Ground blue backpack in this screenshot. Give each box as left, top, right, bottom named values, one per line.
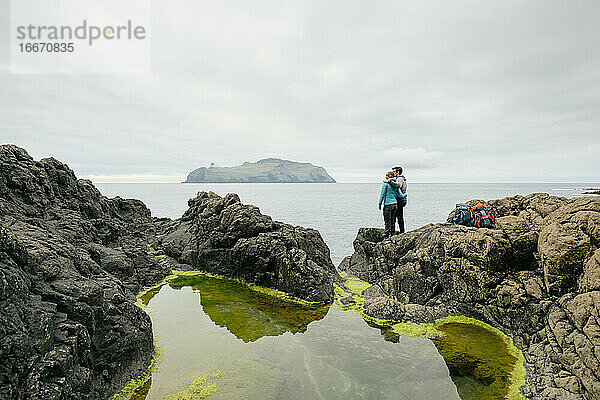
left=448, top=203, right=475, bottom=226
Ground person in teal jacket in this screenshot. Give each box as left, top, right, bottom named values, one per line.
left=379, top=171, right=407, bottom=238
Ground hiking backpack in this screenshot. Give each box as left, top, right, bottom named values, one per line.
left=448, top=203, right=476, bottom=226
left=470, top=201, right=495, bottom=228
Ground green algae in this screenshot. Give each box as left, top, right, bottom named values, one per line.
left=453, top=376, right=487, bottom=400
left=436, top=323, right=517, bottom=400
left=136, top=281, right=170, bottom=309
left=111, top=339, right=163, bottom=400
left=333, top=280, right=366, bottom=309
left=391, top=321, right=443, bottom=338
left=162, top=370, right=223, bottom=400
left=168, top=274, right=329, bottom=342
left=344, top=277, right=372, bottom=296
left=127, top=377, right=152, bottom=400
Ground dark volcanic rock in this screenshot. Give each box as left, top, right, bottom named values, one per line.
left=0, top=145, right=171, bottom=399
left=159, top=191, right=340, bottom=302
left=1, top=145, right=340, bottom=399
left=342, top=193, right=600, bottom=400
left=0, top=145, right=341, bottom=399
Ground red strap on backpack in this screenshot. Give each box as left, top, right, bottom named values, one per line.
left=471, top=201, right=486, bottom=211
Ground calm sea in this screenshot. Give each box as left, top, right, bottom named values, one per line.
left=96, top=182, right=597, bottom=265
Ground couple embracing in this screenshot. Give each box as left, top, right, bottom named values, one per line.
left=377, top=166, right=407, bottom=239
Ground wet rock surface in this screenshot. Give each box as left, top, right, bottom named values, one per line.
left=158, top=191, right=340, bottom=302
left=340, top=193, right=600, bottom=400
left=0, top=145, right=339, bottom=399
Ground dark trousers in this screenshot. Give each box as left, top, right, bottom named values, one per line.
left=383, top=204, right=397, bottom=237
left=396, top=204, right=405, bottom=233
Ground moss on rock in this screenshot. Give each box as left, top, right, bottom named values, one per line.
left=344, top=277, right=372, bottom=296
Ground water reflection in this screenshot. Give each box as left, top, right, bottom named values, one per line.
left=167, top=275, right=329, bottom=342
left=137, top=275, right=461, bottom=400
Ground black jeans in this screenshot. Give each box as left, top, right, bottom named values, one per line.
left=396, top=204, right=405, bottom=233
left=383, top=204, right=397, bottom=237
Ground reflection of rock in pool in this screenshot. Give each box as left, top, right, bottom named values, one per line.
left=434, top=322, right=518, bottom=400
left=385, top=320, right=521, bottom=400
left=166, top=275, right=329, bottom=342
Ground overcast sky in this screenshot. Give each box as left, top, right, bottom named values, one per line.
left=1, top=0, right=599, bottom=182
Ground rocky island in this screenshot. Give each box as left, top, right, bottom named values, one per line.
left=1, top=144, right=599, bottom=400
left=184, top=158, right=336, bottom=183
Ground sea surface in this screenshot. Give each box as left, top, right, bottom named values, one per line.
left=97, top=182, right=597, bottom=265
left=96, top=182, right=597, bottom=400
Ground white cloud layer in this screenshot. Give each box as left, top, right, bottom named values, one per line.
left=1, top=0, right=599, bottom=182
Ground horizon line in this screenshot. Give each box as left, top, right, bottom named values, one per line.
left=88, top=181, right=600, bottom=185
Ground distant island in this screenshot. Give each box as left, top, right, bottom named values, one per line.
left=184, top=158, right=336, bottom=183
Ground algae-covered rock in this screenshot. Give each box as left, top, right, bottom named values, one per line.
left=433, top=322, right=519, bottom=400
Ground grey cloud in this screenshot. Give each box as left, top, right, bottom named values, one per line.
left=0, top=0, right=599, bottom=182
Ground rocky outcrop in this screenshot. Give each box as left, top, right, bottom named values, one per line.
left=0, top=145, right=173, bottom=399
left=0, top=145, right=339, bottom=399
left=340, top=193, right=600, bottom=400
left=158, top=191, right=339, bottom=302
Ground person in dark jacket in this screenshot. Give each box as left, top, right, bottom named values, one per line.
left=379, top=171, right=407, bottom=238
left=385, top=166, right=407, bottom=233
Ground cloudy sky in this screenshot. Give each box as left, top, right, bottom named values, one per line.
left=1, top=0, right=599, bottom=183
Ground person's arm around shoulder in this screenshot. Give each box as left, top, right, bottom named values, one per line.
left=387, top=178, right=400, bottom=189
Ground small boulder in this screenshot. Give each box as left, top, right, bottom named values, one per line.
left=340, top=296, right=356, bottom=306
left=363, top=297, right=404, bottom=321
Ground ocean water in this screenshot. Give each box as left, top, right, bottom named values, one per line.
left=96, top=182, right=597, bottom=265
